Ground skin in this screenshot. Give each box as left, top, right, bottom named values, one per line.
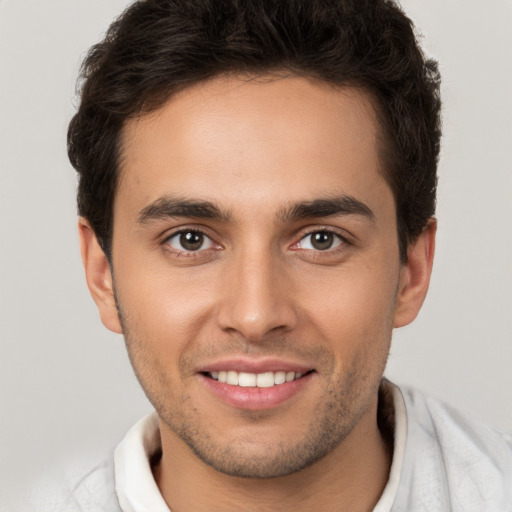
left=80, top=75, right=435, bottom=512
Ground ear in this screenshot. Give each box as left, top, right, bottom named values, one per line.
left=393, top=219, right=437, bottom=328
left=78, top=218, right=123, bottom=334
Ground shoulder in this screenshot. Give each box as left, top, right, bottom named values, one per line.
left=26, top=454, right=122, bottom=512
left=395, top=384, right=512, bottom=511
left=401, top=385, right=512, bottom=470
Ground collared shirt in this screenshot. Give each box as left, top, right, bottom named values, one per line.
left=114, top=381, right=512, bottom=511
left=27, top=381, right=512, bottom=511
left=114, top=382, right=406, bottom=512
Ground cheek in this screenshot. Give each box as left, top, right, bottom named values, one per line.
left=114, top=262, right=218, bottom=357
left=298, top=259, right=398, bottom=358
left=114, top=269, right=215, bottom=409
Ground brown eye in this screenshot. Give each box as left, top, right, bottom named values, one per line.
left=298, top=231, right=343, bottom=251
left=181, top=232, right=203, bottom=250
left=311, top=232, right=334, bottom=250
left=167, top=230, right=214, bottom=252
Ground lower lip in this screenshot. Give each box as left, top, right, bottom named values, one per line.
left=200, top=373, right=313, bottom=411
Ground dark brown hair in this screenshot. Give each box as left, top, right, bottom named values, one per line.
left=68, top=0, right=441, bottom=262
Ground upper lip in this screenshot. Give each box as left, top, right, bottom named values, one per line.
left=196, top=357, right=314, bottom=374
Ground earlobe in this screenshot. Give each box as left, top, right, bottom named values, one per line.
left=78, top=218, right=123, bottom=334
left=393, top=219, right=437, bottom=328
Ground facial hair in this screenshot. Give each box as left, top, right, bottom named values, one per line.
left=116, top=298, right=390, bottom=479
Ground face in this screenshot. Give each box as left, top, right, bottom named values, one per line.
left=83, top=75, right=430, bottom=478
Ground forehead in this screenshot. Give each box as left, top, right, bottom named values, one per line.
left=117, top=75, right=389, bottom=217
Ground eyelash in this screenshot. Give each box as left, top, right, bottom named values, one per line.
left=290, top=228, right=351, bottom=259
left=162, top=228, right=220, bottom=257
left=161, top=227, right=351, bottom=257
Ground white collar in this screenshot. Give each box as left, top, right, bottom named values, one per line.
left=114, top=382, right=407, bottom=512
left=114, top=412, right=170, bottom=512
left=372, top=382, right=407, bottom=511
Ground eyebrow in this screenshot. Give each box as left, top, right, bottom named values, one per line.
left=137, top=194, right=374, bottom=225
left=137, top=196, right=231, bottom=224
left=278, top=196, right=375, bottom=223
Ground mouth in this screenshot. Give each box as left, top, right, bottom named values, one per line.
left=204, top=370, right=312, bottom=388
left=197, top=359, right=316, bottom=410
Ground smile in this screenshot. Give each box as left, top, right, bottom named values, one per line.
left=199, top=361, right=315, bottom=410
left=208, top=370, right=304, bottom=388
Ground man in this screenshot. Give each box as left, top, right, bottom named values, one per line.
left=51, top=0, right=511, bottom=510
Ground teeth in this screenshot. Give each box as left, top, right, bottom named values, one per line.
left=274, top=371, right=286, bottom=385
left=239, top=372, right=256, bottom=387
left=209, top=370, right=306, bottom=387
left=256, top=372, right=274, bottom=388
left=226, top=371, right=238, bottom=385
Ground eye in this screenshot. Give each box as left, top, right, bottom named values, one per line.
left=297, top=231, right=344, bottom=251
left=166, top=230, right=215, bottom=252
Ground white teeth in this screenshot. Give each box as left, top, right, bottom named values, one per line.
left=238, top=372, right=256, bottom=387
left=256, top=372, right=274, bottom=388
left=226, top=371, right=238, bottom=385
left=274, top=371, right=286, bottom=385
left=209, top=370, right=306, bottom=387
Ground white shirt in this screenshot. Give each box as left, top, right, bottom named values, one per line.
left=28, top=382, right=512, bottom=511
left=113, top=381, right=512, bottom=511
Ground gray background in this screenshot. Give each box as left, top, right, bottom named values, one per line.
left=1, top=0, right=511, bottom=505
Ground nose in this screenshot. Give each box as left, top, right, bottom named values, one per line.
left=216, top=248, right=298, bottom=341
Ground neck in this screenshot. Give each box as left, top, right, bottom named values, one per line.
left=154, top=395, right=392, bottom=512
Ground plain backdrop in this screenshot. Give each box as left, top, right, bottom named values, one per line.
left=1, top=0, right=511, bottom=505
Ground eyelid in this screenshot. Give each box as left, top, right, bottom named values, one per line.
left=293, top=225, right=351, bottom=245
left=298, top=231, right=344, bottom=250
left=159, top=224, right=352, bottom=255
left=161, top=226, right=222, bottom=254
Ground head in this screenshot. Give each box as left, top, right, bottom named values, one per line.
left=71, top=0, right=440, bottom=480
left=68, top=0, right=441, bottom=263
